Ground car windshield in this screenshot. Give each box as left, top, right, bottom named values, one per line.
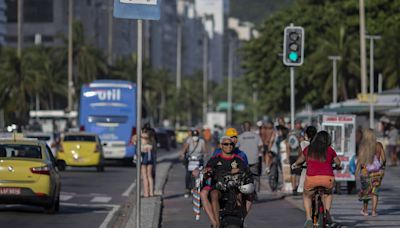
left=0, top=144, right=42, bottom=159
left=64, top=135, right=96, bottom=142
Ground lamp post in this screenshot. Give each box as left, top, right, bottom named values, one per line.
left=365, top=35, right=381, bottom=129
left=227, top=36, right=234, bottom=125
left=359, top=0, right=367, bottom=95
left=328, top=56, right=341, bottom=104
left=17, top=0, right=23, bottom=58
left=67, top=0, right=74, bottom=112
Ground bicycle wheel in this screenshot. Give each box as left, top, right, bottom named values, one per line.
left=316, top=197, right=326, bottom=228
left=268, top=163, right=279, bottom=191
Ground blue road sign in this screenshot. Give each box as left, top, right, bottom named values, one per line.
left=114, top=0, right=160, bottom=20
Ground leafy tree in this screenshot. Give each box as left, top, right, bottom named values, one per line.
left=241, top=0, right=400, bottom=117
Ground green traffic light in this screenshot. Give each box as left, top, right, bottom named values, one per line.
left=289, top=52, right=298, bottom=61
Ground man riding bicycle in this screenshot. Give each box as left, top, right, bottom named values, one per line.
left=201, top=136, right=251, bottom=228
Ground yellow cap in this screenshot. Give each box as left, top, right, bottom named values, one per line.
left=225, top=128, right=238, bottom=137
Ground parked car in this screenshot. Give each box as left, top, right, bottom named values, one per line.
left=56, top=132, right=104, bottom=172
left=154, top=128, right=170, bottom=151
left=0, top=135, right=61, bottom=213
left=165, top=129, right=177, bottom=149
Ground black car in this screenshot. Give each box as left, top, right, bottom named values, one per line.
left=155, top=128, right=170, bottom=151
left=165, top=129, right=177, bottom=149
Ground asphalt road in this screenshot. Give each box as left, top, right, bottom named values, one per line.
left=0, top=158, right=143, bottom=228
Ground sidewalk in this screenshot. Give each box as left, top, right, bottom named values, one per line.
left=116, top=150, right=179, bottom=228
left=286, top=166, right=400, bottom=227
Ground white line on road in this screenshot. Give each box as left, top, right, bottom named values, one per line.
left=122, top=180, right=136, bottom=197
left=90, top=196, right=112, bottom=203
left=61, top=202, right=120, bottom=228
left=60, top=195, right=73, bottom=201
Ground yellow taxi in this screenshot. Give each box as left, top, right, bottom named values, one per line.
left=0, top=134, right=61, bottom=213
left=57, top=132, right=104, bottom=172
left=175, top=127, right=190, bottom=144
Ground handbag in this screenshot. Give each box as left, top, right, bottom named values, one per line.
left=366, top=155, right=381, bottom=173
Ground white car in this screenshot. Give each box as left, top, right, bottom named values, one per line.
left=24, top=132, right=57, bottom=156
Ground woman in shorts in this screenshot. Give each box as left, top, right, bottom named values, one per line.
left=292, top=130, right=341, bottom=228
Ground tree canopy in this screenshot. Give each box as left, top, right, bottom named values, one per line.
left=241, top=0, right=400, bottom=117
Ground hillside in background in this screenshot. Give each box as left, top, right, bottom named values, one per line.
left=230, top=0, right=294, bottom=26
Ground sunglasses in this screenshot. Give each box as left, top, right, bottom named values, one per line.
left=230, top=136, right=237, bottom=139
left=222, top=143, right=235, bottom=146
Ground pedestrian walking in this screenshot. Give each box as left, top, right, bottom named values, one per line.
left=238, top=121, right=263, bottom=190
left=356, top=128, right=386, bottom=217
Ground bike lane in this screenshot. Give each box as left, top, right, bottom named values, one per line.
left=161, top=161, right=305, bottom=228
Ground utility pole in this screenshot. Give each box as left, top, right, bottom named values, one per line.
left=366, top=35, right=381, bottom=129
left=328, top=56, right=341, bottom=104
left=107, top=0, right=113, bottom=65
left=202, top=30, right=208, bottom=125
left=359, top=0, right=367, bottom=95
left=17, top=0, right=23, bottom=58
left=227, top=37, right=234, bottom=125
left=175, top=19, right=182, bottom=127
left=378, top=73, right=382, bottom=93
left=176, top=19, right=182, bottom=90
left=67, top=0, right=74, bottom=112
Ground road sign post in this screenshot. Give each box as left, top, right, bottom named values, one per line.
left=114, top=1, right=160, bottom=227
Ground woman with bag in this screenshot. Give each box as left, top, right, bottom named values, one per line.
left=180, top=129, right=208, bottom=198
left=356, top=128, right=386, bottom=217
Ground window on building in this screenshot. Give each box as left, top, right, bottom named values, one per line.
left=24, top=0, right=53, bottom=22
left=5, top=0, right=17, bottom=22
left=6, top=0, right=53, bottom=23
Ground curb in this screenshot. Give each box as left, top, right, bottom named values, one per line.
left=121, top=151, right=178, bottom=228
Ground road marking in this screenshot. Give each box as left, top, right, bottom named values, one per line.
left=60, top=195, right=73, bottom=201
left=99, top=204, right=120, bottom=228
left=61, top=202, right=120, bottom=228
left=91, top=196, right=112, bottom=203
left=122, top=180, right=136, bottom=197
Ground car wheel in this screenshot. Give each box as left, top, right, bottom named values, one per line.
left=44, top=193, right=60, bottom=214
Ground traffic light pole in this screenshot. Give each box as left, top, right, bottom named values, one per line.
left=290, top=67, right=295, bottom=130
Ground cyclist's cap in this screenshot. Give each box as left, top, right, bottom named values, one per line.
left=191, top=129, right=200, bottom=136
left=219, top=136, right=232, bottom=143
left=225, top=128, right=238, bottom=137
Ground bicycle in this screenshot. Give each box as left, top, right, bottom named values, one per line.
left=299, top=164, right=341, bottom=228
left=267, top=151, right=279, bottom=192
left=310, top=186, right=329, bottom=228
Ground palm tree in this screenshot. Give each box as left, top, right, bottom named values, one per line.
left=0, top=48, right=37, bottom=127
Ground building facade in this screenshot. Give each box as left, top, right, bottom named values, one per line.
left=0, top=0, right=6, bottom=45
left=4, top=0, right=137, bottom=58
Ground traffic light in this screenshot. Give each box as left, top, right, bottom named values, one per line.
left=283, top=26, right=305, bottom=66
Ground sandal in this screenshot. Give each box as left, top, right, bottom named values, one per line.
left=371, top=211, right=378, bottom=217
left=360, top=209, right=368, bottom=216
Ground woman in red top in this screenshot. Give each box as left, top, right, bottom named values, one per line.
left=292, top=130, right=341, bottom=227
